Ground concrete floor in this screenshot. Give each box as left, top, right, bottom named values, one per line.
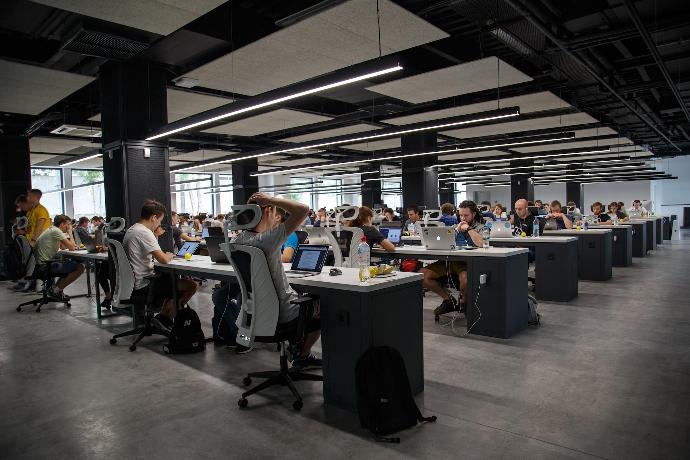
left=1, top=233, right=689, bottom=459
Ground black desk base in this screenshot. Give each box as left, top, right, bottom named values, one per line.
left=610, top=226, right=633, bottom=267
left=630, top=223, right=647, bottom=257
left=577, top=233, right=613, bottom=281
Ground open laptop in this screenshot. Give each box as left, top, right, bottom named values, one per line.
left=285, top=245, right=329, bottom=278
left=379, top=227, right=402, bottom=246
left=489, top=220, right=512, bottom=238
left=422, top=227, right=456, bottom=250
left=205, top=236, right=229, bottom=263
left=628, top=209, right=643, bottom=218
left=81, top=234, right=99, bottom=253
left=176, top=241, right=199, bottom=258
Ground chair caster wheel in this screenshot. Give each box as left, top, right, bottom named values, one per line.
left=129, top=344, right=136, bottom=352
left=242, top=377, right=252, bottom=386
left=109, top=338, right=117, bottom=345
left=16, top=306, right=21, bottom=312
left=293, top=400, right=303, bottom=411
left=238, top=398, right=248, bottom=408
left=65, top=303, right=71, bottom=308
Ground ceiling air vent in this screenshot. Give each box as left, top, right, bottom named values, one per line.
left=50, top=124, right=102, bottom=138
left=62, top=27, right=149, bottom=61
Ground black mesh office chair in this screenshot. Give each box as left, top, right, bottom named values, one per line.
left=16, top=259, right=71, bottom=312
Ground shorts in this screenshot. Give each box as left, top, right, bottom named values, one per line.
left=422, top=260, right=467, bottom=278
left=276, top=298, right=321, bottom=335
left=132, top=275, right=176, bottom=308
left=50, top=260, right=81, bottom=277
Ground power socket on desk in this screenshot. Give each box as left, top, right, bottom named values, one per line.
left=479, top=273, right=489, bottom=285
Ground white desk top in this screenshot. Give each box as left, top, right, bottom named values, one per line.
left=372, top=246, right=528, bottom=258
left=58, top=249, right=108, bottom=260
left=628, top=217, right=662, bottom=222
left=490, top=236, right=578, bottom=243
left=543, top=229, right=612, bottom=235
left=156, top=256, right=423, bottom=293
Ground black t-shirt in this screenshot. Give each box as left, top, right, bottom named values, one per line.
left=595, top=213, right=611, bottom=222
left=513, top=213, right=538, bottom=236
left=172, top=226, right=183, bottom=251
left=361, top=225, right=385, bottom=248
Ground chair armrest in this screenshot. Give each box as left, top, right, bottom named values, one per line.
left=290, top=295, right=317, bottom=305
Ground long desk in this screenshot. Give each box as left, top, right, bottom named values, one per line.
left=626, top=221, right=647, bottom=257
left=57, top=250, right=112, bottom=318
left=372, top=246, right=529, bottom=339
left=589, top=224, right=633, bottom=266
left=543, top=229, right=613, bottom=281
left=488, top=236, right=578, bottom=302
left=155, top=256, right=424, bottom=412
left=629, top=218, right=657, bottom=251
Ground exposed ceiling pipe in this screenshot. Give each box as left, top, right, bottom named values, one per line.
left=623, top=0, right=690, bottom=128
left=502, top=0, right=681, bottom=152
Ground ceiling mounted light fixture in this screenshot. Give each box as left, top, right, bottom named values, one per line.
left=59, top=151, right=102, bottom=167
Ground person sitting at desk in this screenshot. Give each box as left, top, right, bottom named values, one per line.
left=617, top=201, right=628, bottom=218
left=34, top=214, right=85, bottom=301
left=479, top=200, right=494, bottom=219
left=492, top=203, right=507, bottom=220
left=590, top=201, right=611, bottom=223
left=171, top=211, right=201, bottom=251
left=607, top=202, right=628, bottom=222
left=545, top=200, right=573, bottom=229
left=404, top=206, right=421, bottom=229
left=566, top=201, right=583, bottom=219
left=232, top=193, right=322, bottom=370
left=628, top=199, right=648, bottom=214
left=313, top=208, right=328, bottom=227
left=124, top=200, right=197, bottom=331
left=439, top=203, right=458, bottom=226
left=75, top=217, right=91, bottom=243
left=275, top=208, right=300, bottom=263
left=421, top=200, right=485, bottom=318
left=348, top=206, right=396, bottom=252
left=383, top=207, right=400, bottom=222
left=511, top=199, right=538, bottom=264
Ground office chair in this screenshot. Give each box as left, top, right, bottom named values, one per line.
left=328, top=227, right=364, bottom=268
left=16, top=257, right=71, bottom=312
left=295, top=230, right=308, bottom=245
left=222, top=205, right=322, bottom=411
left=107, top=239, right=167, bottom=351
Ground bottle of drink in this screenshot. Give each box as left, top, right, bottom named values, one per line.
left=481, top=226, right=491, bottom=248
left=584, top=220, right=589, bottom=231
left=356, top=236, right=371, bottom=282
left=532, top=218, right=540, bottom=237
left=612, top=214, right=618, bottom=225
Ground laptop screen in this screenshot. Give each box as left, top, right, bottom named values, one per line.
left=291, top=246, right=328, bottom=272
left=177, top=242, right=199, bottom=257
left=201, top=227, right=209, bottom=238
left=385, top=227, right=402, bottom=244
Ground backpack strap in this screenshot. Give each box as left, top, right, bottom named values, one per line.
left=415, top=406, right=437, bottom=424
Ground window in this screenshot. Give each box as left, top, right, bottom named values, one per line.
left=173, top=173, right=214, bottom=216
left=315, top=179, right=342, bottom=211
left=290, top=177, right=313, bottom=208
left=382, top=179, right=402, bottom=211
left=217, top=174, right=233, bottom=215
left=71, top=169, right=105, bottom=218
left=454, top=181, right=467, bottom=204
left=31, top=168, right=63, bottom=216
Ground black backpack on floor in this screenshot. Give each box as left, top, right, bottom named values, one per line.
left=163, top=305, right=206, bottom=354
left=355, top=346, right=436, bottom=442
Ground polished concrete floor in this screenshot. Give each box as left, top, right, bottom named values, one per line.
left=1, top=233, right=689, bottom=459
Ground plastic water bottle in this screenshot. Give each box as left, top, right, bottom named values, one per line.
left=532, top=218, right=540, bottom=237
left=584, top=220, right=589, bottom=231
left=481, top=226, right=490, bottom=249
left=356, top=236, right=371, bottom=282
left=612, top=214, right=618, bottom=225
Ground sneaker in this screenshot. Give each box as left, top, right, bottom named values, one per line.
left=11, top=281, right=27, bottom=290
left=100, top=298, right=112, bottom=310
left=292, top=354, right=322, bottom=370
left=235, top=344, right=253, bottom=355
left=49, top=288, right=69, bottom=302
left=434, top=298, right=457, bottom=318
left=20, top=280, right=37, bottom=293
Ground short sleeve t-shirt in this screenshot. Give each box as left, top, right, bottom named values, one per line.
left=232, top=224, right=299, bottom=323
left=27, top=203, right=51, bottom=241
left=281, top=232, right=300, bottom=262
left=595, top=213, right=611, bottom=222
left=123, top=223, right=162, bottom=290
left=76, top=226, right=92, bottom=244
left=455, top=221, right=486, bottom=247
left=439, top=214, right=459, bottom=226
left=171, top=226, right=183, bottom=251
left=35, top=226, right=67, bottom=264
left=361, top=225, right=385, bottom=248
left=513, top=213, right=537, bottom=236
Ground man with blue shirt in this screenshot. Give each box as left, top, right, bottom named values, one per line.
left=277, top=208, right=300, bottom=263
left=439, top=202, right=458, bottom=226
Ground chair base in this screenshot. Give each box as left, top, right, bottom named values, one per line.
left=238, top=344, right=322, bottom=411
left=109, top=313, right=168, bottom=352
left=16, top=296, right=70, bottom=313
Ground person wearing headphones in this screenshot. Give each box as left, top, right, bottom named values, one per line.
left=628, top=199, right=648, bottom=214
left=590, top=201, right=611, bottom=223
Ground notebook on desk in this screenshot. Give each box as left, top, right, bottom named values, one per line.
left=285, top=245, right=328, bottom=278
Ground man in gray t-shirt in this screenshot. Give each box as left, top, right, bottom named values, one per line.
left=232, top=193, right=322, bottom=370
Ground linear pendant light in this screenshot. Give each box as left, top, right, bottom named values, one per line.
left=59, top=152, right=102, bottom=167
left=442, top=162, right=647, bottom=180
left=147, top=59, right=403, bottom=141
left=250, top=132, right=576, bottom=177
left=170, top=106, right=520, bottom=172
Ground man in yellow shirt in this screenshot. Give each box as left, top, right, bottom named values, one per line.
left=26, top=189, right=52, bottom=246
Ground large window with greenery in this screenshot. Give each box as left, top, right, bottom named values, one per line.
left=382, top=179, right=402, bottom=211
left=314, top=179, right=342, bottom=211
left=289, top=177, right=314, bottom=208
left=454, top=181, right=467, bottom=204
left=173, top=173, right=214, bottom=216
left=31, top=168, right=63, bottom=216
left=71, top=169, right=105, bottom=218
left=217, top=174, right=233, bottom=215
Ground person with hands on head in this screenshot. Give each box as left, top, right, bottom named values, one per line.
left=124, top=200, right=197, bottom=331
left=232, top=192, right=322, bottom=370
left=545, top=200, right=573, bottom=229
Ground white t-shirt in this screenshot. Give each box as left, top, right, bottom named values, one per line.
left=35, top=226, right=68, bottom=265
left=232, top=223, right=299, bottom=323
left=628, top=206, right=648, bottom=213
left=123, top=223, right=161, bottom=290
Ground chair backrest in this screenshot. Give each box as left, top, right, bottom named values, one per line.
left=72, top=228, right=83, bottom=247
left=222, top=242, right=280, bottom=346
left=329, top=227, right=364, bottom=268
left=295, top=230, right=308, bottom=244
left=107, top=239, right=136, bottom=307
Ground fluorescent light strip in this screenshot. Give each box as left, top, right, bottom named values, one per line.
left=60, top=153, right=102, bottom=167
left=172, top=108, right=520, bottom=172
left=147, top=65, right=403, bottom=141
left=43, top=181, right=104, bottom=195
left=251, top=133, right=575, bottom=177
left=436, top=147, right=614, bottom=170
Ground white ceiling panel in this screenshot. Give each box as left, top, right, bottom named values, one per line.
left=203, top=109, right=332, bottom=137
left=30, top=153, right=59, bottom=165
left=281, top=123, right=381, bottom=143
left=182, top=0, right=447, bottom=95
left=342, top=138, right=401, bottom=151
left=31, top=0, right=227, bottom=36
left=366, top=57, right=532, bottom=104
left=169, top=150, right=230, bottom=162
left=30, top=137, right=97, bottom=154
left=513, top=137, right=632, bottom=153
left=383, top=91, right=570, bottom=125
left=0, top=60, right=94, bottom=115
left=441, top=112, right=598, bottom=140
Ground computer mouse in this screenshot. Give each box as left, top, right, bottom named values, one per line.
left=329, top=268, right=342, bottom=276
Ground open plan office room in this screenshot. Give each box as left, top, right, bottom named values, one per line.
left=1, top=0, right=690, bottom=458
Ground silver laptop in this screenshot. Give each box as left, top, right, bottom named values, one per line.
left=422, top=227, right=456, bottom=250
left=628, top=210, right=643, bottom=218
left=489, top=220, right=512, bottom=238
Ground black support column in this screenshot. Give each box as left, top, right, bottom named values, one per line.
left=439, top=187, right=454, bottom=206
left=510, top=159, right=534, bottom=208
left=0, top=136, right=31, bottom=247
left=100, top=61, right=170, bottom=227
left=361, top=166, right=382, bottom=208
left=401, top=133, right=438, bottom=211
left=232, top=158, right=259, bottom=205
left=566, top=181, right=583, bottom=210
